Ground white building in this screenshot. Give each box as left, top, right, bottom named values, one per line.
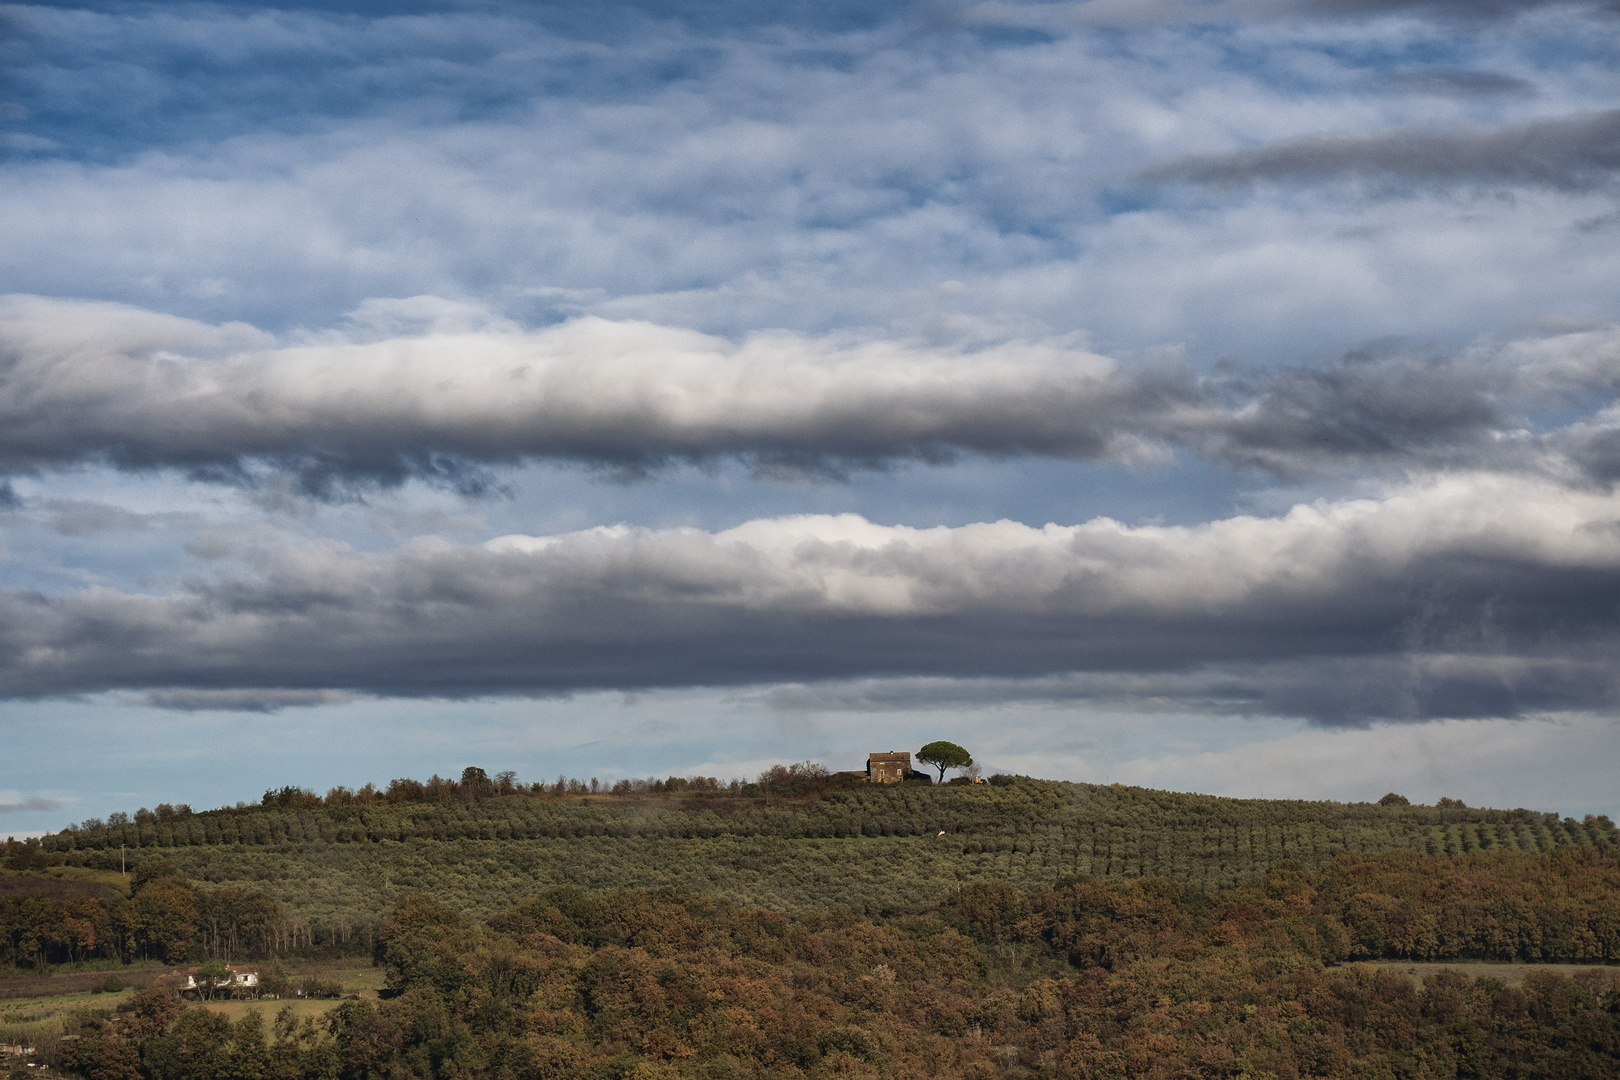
left=183, top=966, right=259, bottom=992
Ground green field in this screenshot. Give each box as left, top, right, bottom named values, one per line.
left=34, top=778, right=1617, bottom=933
left=0, top=984, right=140, bottom=1029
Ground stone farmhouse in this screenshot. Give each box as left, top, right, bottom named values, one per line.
left=866, top=751, right=911, bottom=783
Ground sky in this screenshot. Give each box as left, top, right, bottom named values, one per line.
left=2, top=0, right=1619, bottom=836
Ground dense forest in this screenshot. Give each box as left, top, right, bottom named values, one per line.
left=15, top=772, right=1616, bottom=950
left=1, top=860, right=305, bottom=971
left=17, top=847, right=1620, bottom=1080
left=8, top=841, right=1620, bottom=974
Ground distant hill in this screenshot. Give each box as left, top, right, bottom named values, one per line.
left=35, top=778, right=1615, bottom=932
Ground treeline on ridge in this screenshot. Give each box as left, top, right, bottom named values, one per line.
left=56, top=763, right=842, bottom=840
left=25, top=847, right=1620, bottom=1080
left=36, top=773, right=1617, bottom=870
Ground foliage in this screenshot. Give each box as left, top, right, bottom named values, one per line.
left=1, top=839, right=51, bottom=873
left=917, top=742, right=973, bottom=783
left=27, top=848, right=1620, bottom=1080
left=945, top=847, right=1620, bottom=966
left=28, top=778, right=1617, bottom=944
left=0, top=870, right=304, bottom=971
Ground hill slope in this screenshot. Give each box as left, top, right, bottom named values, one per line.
left=39, top=779, right=1615, bottom=932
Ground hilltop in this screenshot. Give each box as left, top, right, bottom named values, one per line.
left=24, top=773, right=1616, bottom=936
left=6, top=774, right=1619, bottom=1079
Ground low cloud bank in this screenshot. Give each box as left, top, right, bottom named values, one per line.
left=0, top=296, right=1191, bottom=492
left=3, top=474, right=1617, bottom=723
left=4, top=296, right=1620, bottom=491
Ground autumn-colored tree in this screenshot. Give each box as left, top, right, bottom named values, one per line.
left=116, top=986, right=185, bottom=1039
left=25, top=860, right=1620, bottom=1080
left=84, top=1037, right=142, bottom=1080
left=126, top=877, right=197, bottom=962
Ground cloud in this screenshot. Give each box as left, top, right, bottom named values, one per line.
left=1380, top=70, right=1538, bottom=98
left=1141, top=109, right=1620, bottom=191
left=7, top=296, right=1620, bottom=490
left=756, top=653, right=1618, bottom=724
left=0, top=0, right=1614, bottom=809
left=1280, top=0, right=1609, bottom=19
left=3, top=0, right=1614, bottom=364
left=0, top=792, right=65, bottom=814
left=37, top=500, right=180, bottom=537
left=1197, top=351, right=1506, bottom=474
left=0, top=474, right=1616, bottom=723
left=0, top=0, right=1614, bottom=370
left=0, top=133, right=59, bottom=154
left=0, top=295, right=1197, bottom=492
left=954, top=0, right=1609, bottom=30
left=135, top=688, right=362, bottom=713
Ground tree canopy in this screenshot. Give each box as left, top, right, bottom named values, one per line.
left=24, top=850, right=1620, bottom=1080
left=916, top=741, right=972, bottom=782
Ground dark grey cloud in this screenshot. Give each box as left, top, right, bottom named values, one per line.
left=5, top=296, right=1620, bottom=492
left=136, top=688, right=360, bottom=713
left=1193, top=349, right=1516, bottom=476
left=1560, top=420, right=1620, bottom=481
left=1141, top=109, right=1620, bottom=191
left=2, top=476, right=1616, bottom=724
left=762, top=652, right=1618, bottom=726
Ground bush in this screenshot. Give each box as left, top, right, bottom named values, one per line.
left=298, top=977, right=344, bottom=999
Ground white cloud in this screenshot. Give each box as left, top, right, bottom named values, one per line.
left=0, top=3, right=1614, bottom=358
left=2, top=0, right=1618, bottom=810
left=0, top=294, right=1171, bottom=485
left=0, top=473, right=1612, bottom=723
left=5, top=296, right=1620, bottom=490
